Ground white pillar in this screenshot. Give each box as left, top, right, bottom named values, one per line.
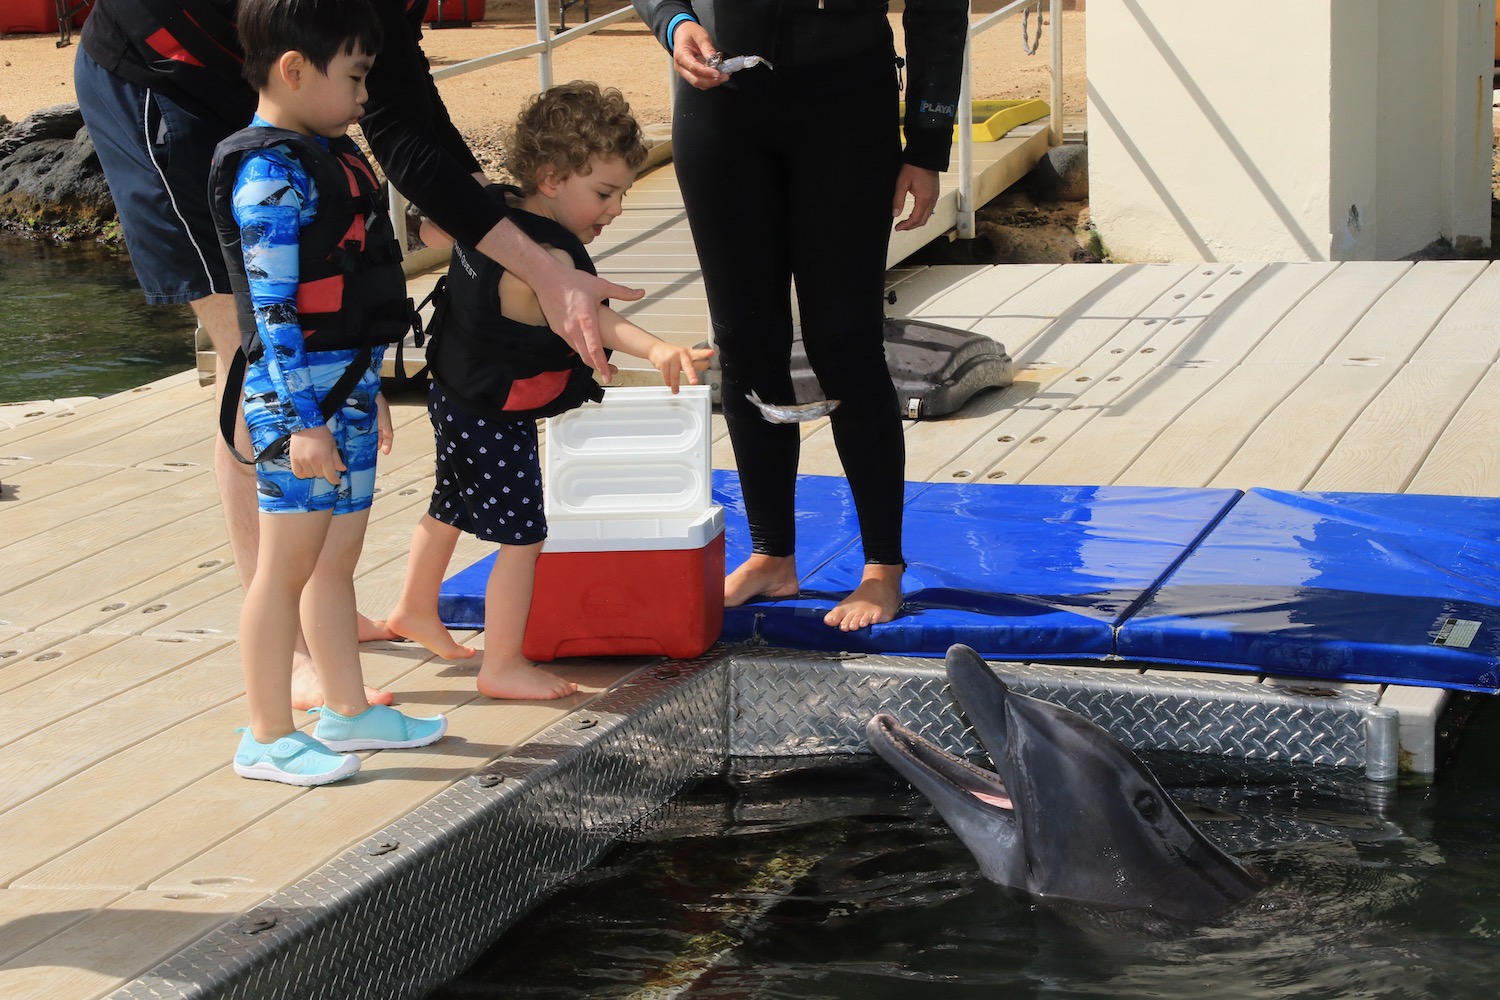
left=1088, top=0, right=1495, bottom=262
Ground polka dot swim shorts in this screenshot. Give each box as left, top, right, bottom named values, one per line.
left=426, top=382, right=547, bottom=545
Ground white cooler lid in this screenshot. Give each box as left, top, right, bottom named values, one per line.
left=545, top=385, right=712, bottom=519
left=541, top=505, right=724, bottom=553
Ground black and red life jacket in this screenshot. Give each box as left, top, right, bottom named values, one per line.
left=80, top=0, right=432, bottom=130
left=424, top=185, right=608, bottom=423
left=80, top=0, right=256, bottom=129
left=207, top=126, right=413, bottom=462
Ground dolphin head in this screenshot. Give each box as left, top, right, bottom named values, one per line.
left=868, top=644, right=1263, bottom=923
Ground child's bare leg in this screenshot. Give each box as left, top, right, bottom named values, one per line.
left=384, top=514, right=477, bottom=659
left=241, top=510, right=329, bottom=742
left=290, top=629, right=393, bottom=708
left=476, top=541, right=578, bottom=700
left=358, top=612, right=399, bottom=643
left=216, top=329, right=386, bottom=711
left=824, top=562, right=904, bottom=632
left=725, top=552, right=800, bottom=607
left=301, top=509, right=376, bottom=718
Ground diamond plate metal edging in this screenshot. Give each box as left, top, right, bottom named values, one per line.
left=111, top=645, right=1398, bottom=1000
left=110, top=655, right=730, bottom=1000
left=727, top=648, right=967, bottom=756
left=725, top=648, right=1385, bottom=771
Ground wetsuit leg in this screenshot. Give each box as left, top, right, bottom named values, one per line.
left=673, top=77, right=800, bottom=557
left=787, top=71, right=905, bottom=566
left=673, top=69, right=905, bottom=565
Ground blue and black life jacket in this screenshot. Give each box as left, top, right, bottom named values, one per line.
left=207, top=126, right=413, bottom=462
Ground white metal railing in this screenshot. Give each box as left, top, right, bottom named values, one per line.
left=955, top=0, right=1064, bottom=237
left=391, top=0, right=1064, bottom=248
left=389, top=0, right=639, bottom=249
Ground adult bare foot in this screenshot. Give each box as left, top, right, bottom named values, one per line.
left=477, top=659, right=580, bottom=700
left=824, top=564, right=904, bottom=632
left=383, top=606, right=478, bottom=660
left=289, top=653, right=394, bottom=709
left=724, top=554, right=800, bottom=607
left=358, top=612, right=399, bottom=643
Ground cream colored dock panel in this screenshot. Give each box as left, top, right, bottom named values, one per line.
left=884, top=263, right=1038, bottom=319
left=1071, top=263, right=1337, bottom=486
left=1022, top=264, right=1275, bottom=485
left=0, top=888, right=123, bottom=966
left=0, top=634, right=116, bottom=696
left=0, top=890, right=250, bottom=1000
left=1211, top=261, right=1486, bottom=490
left=1408, top=360, right=1500, bottom=496
left=1122, top=262, right=1411, bottom=486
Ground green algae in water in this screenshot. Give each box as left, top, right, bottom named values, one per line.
left=0, top=234, right=195, bottom=404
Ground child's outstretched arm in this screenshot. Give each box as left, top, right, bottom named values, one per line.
left=598, top=306, right=713, bottom=393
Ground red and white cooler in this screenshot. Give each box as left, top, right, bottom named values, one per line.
left=523, top=385, right=724, bottom=661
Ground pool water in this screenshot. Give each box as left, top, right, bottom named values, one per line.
left=432, top=698, right=1500, bottom=1000
left=0, top=233, right=195, bottom=404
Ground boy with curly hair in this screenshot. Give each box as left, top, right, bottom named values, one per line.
left=385, top=81, right=713, bottom=700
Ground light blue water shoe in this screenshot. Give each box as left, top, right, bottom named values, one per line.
left=233, top=729, right=361, bottom=786
left=309, top=704, right=448, bottom=752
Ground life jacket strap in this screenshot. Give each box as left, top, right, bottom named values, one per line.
left=218, top=346, right=374, bottom=467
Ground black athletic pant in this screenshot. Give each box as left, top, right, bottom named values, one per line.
left=672, top=66, right=906, bottom=566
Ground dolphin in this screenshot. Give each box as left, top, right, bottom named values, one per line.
left=866, top=644, right=1264, bottom=923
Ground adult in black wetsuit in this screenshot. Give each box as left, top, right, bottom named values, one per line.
left=75, top=0, right=640, bottom=706
left=633, top=0, right=967, bottom=631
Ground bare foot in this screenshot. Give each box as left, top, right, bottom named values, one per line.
left=824, top=564, right=904, bottom=632
left=289, top=652, right=394, bottom=709
left=477, top=658, right=580, bottom=700
left=359, top=612, right=399, bottom=643
left=383, top=606, right=478, bottom=660
left=724, top=554, right=800, bottom=608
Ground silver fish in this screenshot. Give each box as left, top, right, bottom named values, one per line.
left=746, top=390, right=840, bottom=423
left=709, top=53, right=774, bottom=75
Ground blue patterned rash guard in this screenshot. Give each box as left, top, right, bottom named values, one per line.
left=230, top=116, right=386, bottom=434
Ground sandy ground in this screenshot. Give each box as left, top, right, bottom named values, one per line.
left=0, top=3, right=1094, bottom=260
left=1, top=3, right=1087, bottom=133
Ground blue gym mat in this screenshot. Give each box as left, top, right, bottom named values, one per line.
left=716, top=472, right=1241, bottom=660
left=437, top=471, right=1500, bottom=691
left=1117, top=488, right=1500, bottom=692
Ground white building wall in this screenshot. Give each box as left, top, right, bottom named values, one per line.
left=1088, top=0, right=1494, bottom=262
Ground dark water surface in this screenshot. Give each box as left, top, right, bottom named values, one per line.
left=0, top=233, right=195, bottom=404
left=433, top=699, right=1500, bottom=1000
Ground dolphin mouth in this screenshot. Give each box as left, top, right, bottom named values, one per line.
left=869, top=645, right=1265, bottom=922
left=865, top=714, right=1014, bottom=813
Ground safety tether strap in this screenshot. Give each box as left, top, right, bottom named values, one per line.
left=217, top=347, right=373, bottom=466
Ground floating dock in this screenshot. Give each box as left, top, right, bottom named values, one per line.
left=2, top=139, right=1494, bottom=996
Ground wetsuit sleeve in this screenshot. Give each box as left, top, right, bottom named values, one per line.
left=901, top=0, right=968, bottom=172
left=359, top=0, right=505, bottom=250
left=232, top=151, right=327, bottom=433
left=632, top=0, right=697, bottom=52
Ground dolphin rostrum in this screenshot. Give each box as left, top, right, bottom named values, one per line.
left=867, top=644, right=1264, bottom=923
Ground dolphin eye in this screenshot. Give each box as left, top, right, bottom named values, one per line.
left=1133, top=790, right=1161, bottom=819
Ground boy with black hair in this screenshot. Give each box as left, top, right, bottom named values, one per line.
left=212, top=0, right=446, bottom=786
left=76, top=0, right=645, bottom=710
